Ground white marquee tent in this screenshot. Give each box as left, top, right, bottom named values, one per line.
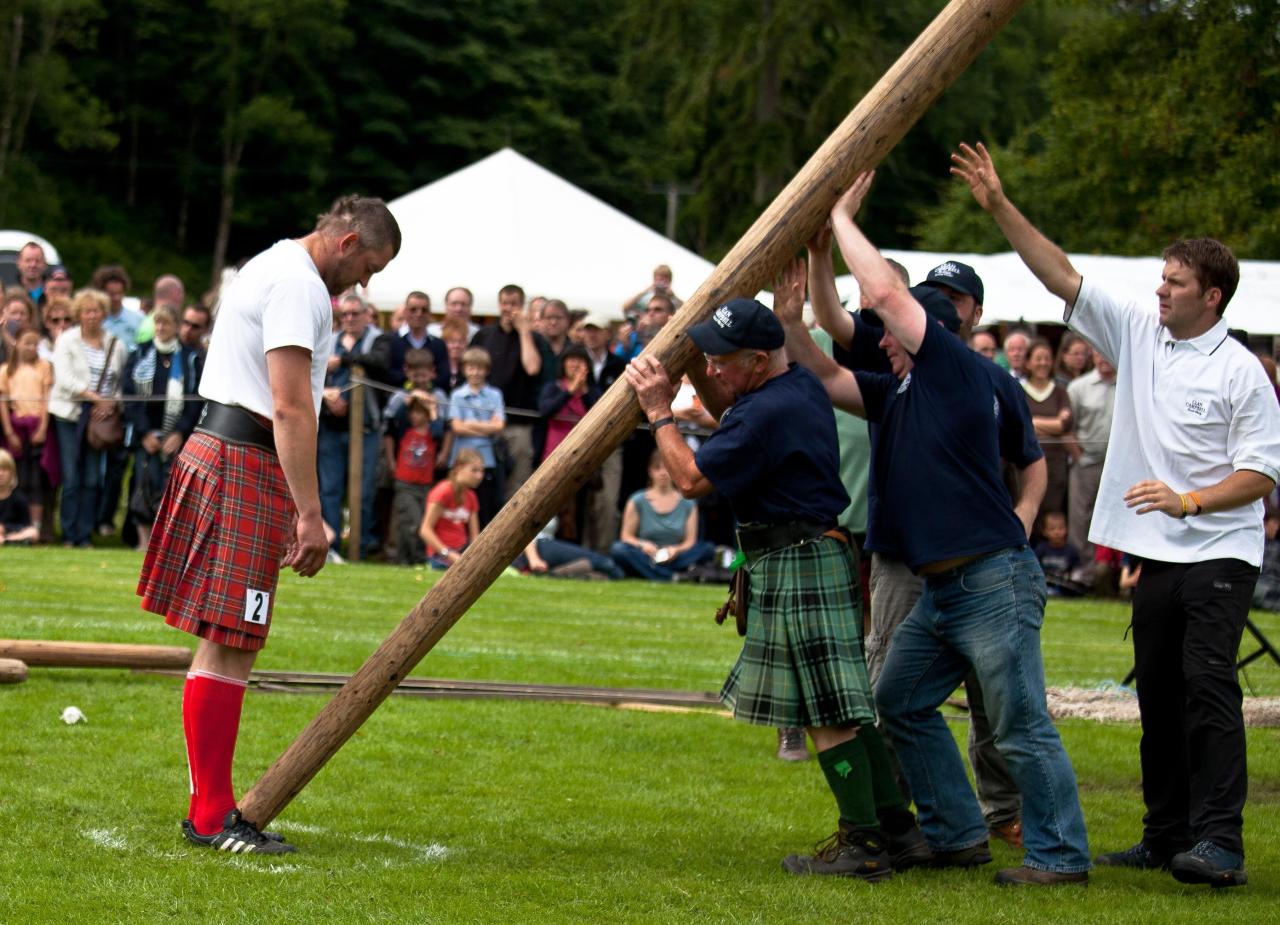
left=362, top=148, right=715, bottom=320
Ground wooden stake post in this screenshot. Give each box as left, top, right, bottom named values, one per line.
left=240, top=0, right=1028, bottom=827
left=346, top=364, right=366, bottom=563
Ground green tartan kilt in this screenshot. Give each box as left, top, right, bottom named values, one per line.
left=720, top=534, right=875, bottom=728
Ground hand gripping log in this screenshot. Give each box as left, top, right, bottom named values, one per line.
left=239, top=0, right=1029, bottom=826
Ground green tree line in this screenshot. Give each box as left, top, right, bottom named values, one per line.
left=0, top=0, right=1273, bottom=297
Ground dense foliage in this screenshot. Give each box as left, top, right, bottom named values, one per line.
left=0, top=0, right=1273, bottom=296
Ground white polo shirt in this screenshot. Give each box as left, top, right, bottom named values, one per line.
left=201, top=240, right=334, bottom=420
left=1065, top=278, right=1280, bottom=567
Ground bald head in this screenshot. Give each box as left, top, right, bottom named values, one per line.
left=154, top=274, right=185, bottom=306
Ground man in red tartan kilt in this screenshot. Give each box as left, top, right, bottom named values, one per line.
left=137, top=196, right=400, bottom=855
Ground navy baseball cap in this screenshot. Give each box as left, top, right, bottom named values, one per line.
left=921, top=260, right=983, bottom=305
left=688, top=298, right=785, bottom=354
left=860, top=284, right=962, bottom=334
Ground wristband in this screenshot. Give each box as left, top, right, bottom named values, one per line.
left=1188, top=491, right=1203, bottom=516
left=650, top=416, right=676, bottom=433
left=1178, top=494, right=1189, bottom=519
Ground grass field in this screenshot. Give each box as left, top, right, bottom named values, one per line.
left=1, top=546, right=1278, bottom=924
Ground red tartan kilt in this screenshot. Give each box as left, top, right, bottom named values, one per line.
left=137, top=432, right=295, bottom=651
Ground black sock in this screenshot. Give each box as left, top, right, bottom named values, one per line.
left=860, top=725, right=916, bottom=835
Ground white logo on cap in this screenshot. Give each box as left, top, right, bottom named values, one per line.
left=713, top=306, right=734, bottom=328
left=931, top=261, right=961, bottom=279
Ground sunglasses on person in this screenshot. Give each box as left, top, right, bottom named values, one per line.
left=46, top=315, right=72, bottom=325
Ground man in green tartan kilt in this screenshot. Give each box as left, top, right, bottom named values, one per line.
left=625, top=295, right=930, bottom=882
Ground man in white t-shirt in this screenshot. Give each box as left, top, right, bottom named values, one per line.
left=137, top=195, right=400, bottom=856
left=954, top=142, right=1280, bottom=889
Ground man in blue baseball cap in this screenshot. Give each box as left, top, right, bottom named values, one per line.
left=625, top=295, right=929, bottom=882
left=919, top=260, right=984, bottom=338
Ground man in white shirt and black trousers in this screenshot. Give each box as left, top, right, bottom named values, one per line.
left=954, top=141, right=1280, bottom=889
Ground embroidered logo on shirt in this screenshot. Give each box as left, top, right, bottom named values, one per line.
left=713, top=306, right=734, bottom=328
left=1185, top=397, right=1207, bottom=417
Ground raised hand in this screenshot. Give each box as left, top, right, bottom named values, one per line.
left=806, top=220, right=833, bottom=259
left=772, top=257, right=808, bottom=327
left=831, top=171, right=875, bottom=225
left=950, top=142, right=1005, bottom=212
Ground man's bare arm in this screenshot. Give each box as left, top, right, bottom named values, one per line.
left=267, top=346, right=328, bottom=577
left=1013, top=457, right=1048, bottom=538
left=773, top=257, right=866, bottom=417
left=807, top=222, right=855, bottom=350
left=951, top=142, right=1082, bottom=304
left=1125, top=469, right=1275, bottom=519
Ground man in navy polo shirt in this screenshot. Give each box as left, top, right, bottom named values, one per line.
left=805, top=228, right=1025, bottom=848
left=778, top=172, right=1090, bottom=887
left=625, top=298, right=929, bottom=881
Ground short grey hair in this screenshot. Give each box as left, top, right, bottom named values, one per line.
left=315, top=195, right=402, bottom=256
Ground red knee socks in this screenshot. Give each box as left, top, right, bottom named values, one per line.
left=183, top=670, right=248, bottom=835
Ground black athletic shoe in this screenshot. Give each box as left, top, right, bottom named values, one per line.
left=182, top=809, right=297, bottom=855
left=1094, top=841, right=1171, bottom=870
left=782, top=826, right=894, bottom=882
left=1170, top=840, right=1247, bottom=888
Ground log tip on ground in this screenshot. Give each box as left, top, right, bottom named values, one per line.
left=0, top=639, right=193, bottom=670
left=0, top=658, right=29, bottom=684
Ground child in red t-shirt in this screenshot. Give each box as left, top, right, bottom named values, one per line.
left=391, top=394, right=437, bottom=564
left=420, top=448, right=483, bottom=569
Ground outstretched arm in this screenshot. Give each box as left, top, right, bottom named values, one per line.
left=806, top=222, right=855, bottom=349
left=951, top=142, right=1082, bottom=303
left=829, top=172, right=927, bottom=353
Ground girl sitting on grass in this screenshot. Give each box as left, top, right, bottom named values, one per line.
left=0, top=448, right=38, bottom=544
left=420, top=448, right=484, bottom=569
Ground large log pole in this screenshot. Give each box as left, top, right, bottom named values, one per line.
left=0, top=639, right=193, bottom=670
left=240, top=0, right=1028, bottom=826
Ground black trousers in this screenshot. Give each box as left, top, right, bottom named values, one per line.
left=1131, top=557, right=1257, bottom=856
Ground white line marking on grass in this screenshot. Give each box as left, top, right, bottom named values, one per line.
left=84, top=828, right=128, bottom=850
left=271, top=823, right=449, bottom=866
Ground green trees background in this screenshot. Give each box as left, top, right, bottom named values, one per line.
left=0, top=0, right=1274, bottom=296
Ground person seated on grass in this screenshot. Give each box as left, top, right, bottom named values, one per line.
left=514, top=515, right=623, bottom=580
left=1035, top=510, right=1087, bottom=596
left=610, top=451, right=714, bottom=581
left=420, top=448, right=483, bottom=569
left=0, top=448, right=38, bottom=544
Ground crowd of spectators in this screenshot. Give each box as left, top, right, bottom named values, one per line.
left=2, top=245, right=1278, bottom=606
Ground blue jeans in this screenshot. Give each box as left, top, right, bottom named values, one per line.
left=317, top=426, right=380, bottom=552
left=55, top=418, right=104, bottom=546
left=515, top=538, right=624, bottom=579
left=610, top=540, right=714, bottom=581
left=875, top=546, right=1091, bottom=873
